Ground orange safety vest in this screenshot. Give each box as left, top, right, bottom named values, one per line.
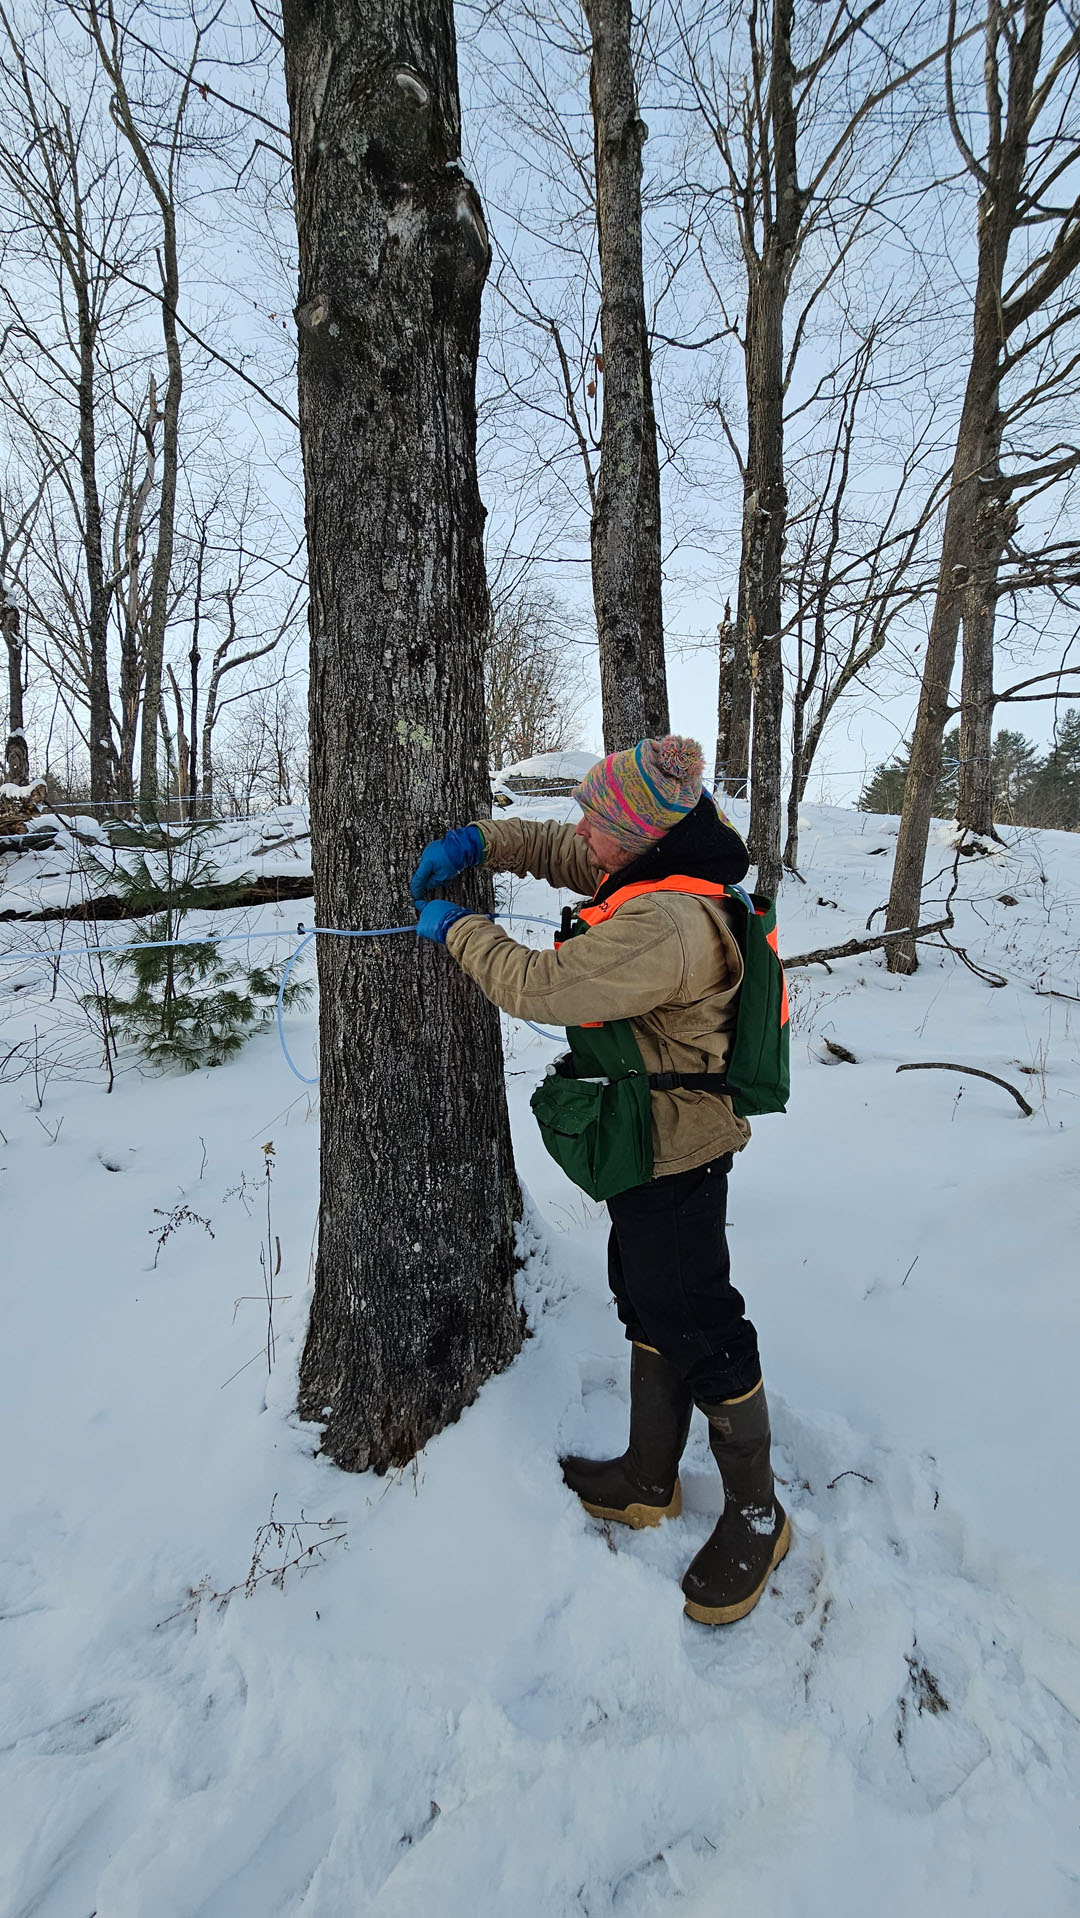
left=569, top=874, right=788, bottom=1029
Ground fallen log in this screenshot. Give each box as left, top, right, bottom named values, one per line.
left=0, top=830, right=58, bottom=854
left=0, top=871, right=315, bottom=924
left=781, top=914, right=954, bottom=971
left=249, top=829, right=311, bottom=857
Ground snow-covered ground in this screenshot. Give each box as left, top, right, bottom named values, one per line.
left=2, top=788, right=1079, bottom=1916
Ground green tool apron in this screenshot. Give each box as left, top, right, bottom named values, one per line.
left=529, top=913, right=653, bottom=1201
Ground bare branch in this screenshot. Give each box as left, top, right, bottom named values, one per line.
left=895, top=1061, right=1033, bottom=1115
left=782, top=913, right=955, bottom=970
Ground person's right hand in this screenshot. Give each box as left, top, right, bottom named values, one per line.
left=410, top=825, right=484, bottom=904
left=415, top=900, right=474, bottom=945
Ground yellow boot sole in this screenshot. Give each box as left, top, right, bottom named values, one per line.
left=579, top=1479, right=683, bottom=1529
left=683, top=1513, right=792, bottom=1625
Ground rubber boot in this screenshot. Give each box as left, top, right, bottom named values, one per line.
left=561, top=1343, right=694, bottom=1528
left=681, top=1379, right=791, bottom=1624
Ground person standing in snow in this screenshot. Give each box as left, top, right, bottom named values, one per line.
left=411, top=736, right=789, bottom=1625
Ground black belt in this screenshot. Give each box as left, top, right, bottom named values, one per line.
left=648, top=1071, right=729, bottom=1093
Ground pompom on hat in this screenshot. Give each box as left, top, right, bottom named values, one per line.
left=573, top=735, right=706, bottom=857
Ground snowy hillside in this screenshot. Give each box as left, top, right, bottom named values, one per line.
left=2, top=790, right=1079, bottom=1916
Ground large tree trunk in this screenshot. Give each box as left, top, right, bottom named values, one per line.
left=584, top=0, right=669, bottom=751
left=283, top=0, right=523, bottom=1473
left=742, top=0, right=801, bottom=900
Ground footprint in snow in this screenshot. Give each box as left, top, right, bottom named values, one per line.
left=576, top=1391, right=1080, bottom=1821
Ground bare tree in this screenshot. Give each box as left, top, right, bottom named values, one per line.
left=886, top=0, right=1080, bottom=965
left=77, top=0, right=199, bottom=806
left=0, top=469, right=50, bottom=784
left=462, top=3, right=602, bottom=602
left=198, top=576, right=304, bottom=811
left=0, top=1, right=143, bottom=800
left=462, top=3, right=721, bottom=754
left=672, top=0, right=950, bottom=894
left=283, top=0, right=522, bottom=1472
left=485, top=581, right=585, bottom=767
left=780, top=312, right=948, bottom=870
left=210, top=670, right=308, bottom=816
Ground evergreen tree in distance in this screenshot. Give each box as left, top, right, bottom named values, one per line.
left=989, top=730, right=1040, bottom=823
left=859, top=728, right=962, bottom=818
left=860, top=714, right=1080, bottom=832
left=1023, top=711, right=1080, bottom=831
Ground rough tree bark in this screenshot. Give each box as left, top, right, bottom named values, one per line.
left=583, top=0, right=669, bottom=751
left=282, top=0, right=523, bottom=1472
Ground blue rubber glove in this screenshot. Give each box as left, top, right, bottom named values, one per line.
left=410, top=824, right=484, bottom=904
left=416, top=900, right=474, bottom=945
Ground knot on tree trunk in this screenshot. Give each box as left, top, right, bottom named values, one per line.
left=357, top=59, right=451, bottom=179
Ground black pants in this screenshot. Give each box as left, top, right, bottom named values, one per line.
left=606, top=1155, right=762, bottom=1403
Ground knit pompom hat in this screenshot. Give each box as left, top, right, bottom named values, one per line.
left=573, top=735, right=705, bottom=856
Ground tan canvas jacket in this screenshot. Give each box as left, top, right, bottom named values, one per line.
left=445, top=815, right=751, bottom=1176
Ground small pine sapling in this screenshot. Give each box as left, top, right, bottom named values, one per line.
left=82, top=816, right=310, bottom=1072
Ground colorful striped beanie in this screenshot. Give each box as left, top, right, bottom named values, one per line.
left=574, top=735, right=705, bottom=856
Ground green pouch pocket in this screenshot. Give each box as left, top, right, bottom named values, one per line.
left=530, top=1059, right=653, bottom=1201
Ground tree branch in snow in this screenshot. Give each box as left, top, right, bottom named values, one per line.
left=781, top=915, right=954, bottom=971
left=895, top=1062, right=1033, bottom=1116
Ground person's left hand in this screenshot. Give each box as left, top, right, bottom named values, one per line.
left=416, top=900, right=474, bottom=945
left=410, top=825, right=484, bottom=904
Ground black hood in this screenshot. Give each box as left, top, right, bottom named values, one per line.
left=590, top=794, right=750, bottom=906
